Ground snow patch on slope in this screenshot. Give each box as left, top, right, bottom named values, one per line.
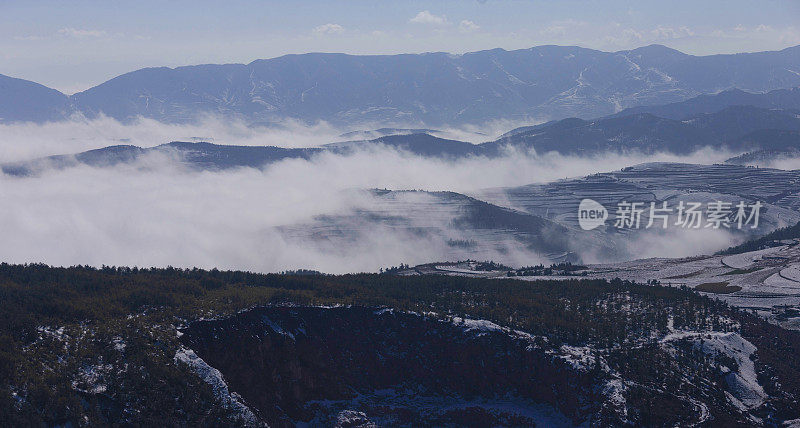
left=174, top=347, right=262, bottom=426
left=662, top=331, right=766, bottom=409
left=450, top=317, right=505, bottom=334
left=260, top=315, right=296, bottom=340
left=558, top=345, right=596, bottom=370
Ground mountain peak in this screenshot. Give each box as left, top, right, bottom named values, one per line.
left=625, top=44, right=688, bottom=57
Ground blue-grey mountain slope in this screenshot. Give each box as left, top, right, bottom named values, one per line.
left=489, top=105, right=800, bottom=154
left=59, top=44, right=800, bottom=126
left=0, top=142, right=321, bottom=176
left=613, top=87, right=800, bottom=120
left=0, top=74, right=71, bottom=122
left=498, top=85, right=800, bottom=139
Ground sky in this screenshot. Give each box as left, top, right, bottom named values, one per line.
left=1, top=0, right=799, bottom=94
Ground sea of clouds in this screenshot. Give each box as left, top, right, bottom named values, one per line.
left=0, top=116, right=760, bottom=273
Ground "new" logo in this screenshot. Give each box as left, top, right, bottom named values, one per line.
left=578, top=199, right=608, bottom=230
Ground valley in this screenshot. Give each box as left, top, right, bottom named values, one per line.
left=3, top=7, right=800, bottom=424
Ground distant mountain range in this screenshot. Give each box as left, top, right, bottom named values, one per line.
left=5, top=78, right=800, bottom=177
left=493, top=105, right=800, bottom=155
left=2, top=44, right=800, bottom=126
left=7, top=90, right=800, bottom=175
left=613, top=87, right=800, bottom=119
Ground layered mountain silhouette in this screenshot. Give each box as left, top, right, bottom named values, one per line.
left=491, top=105, right=800, bottom=154
left=613, top=87, right=800, bottom=119
left=7, top=92, right=800, bottom=176
left=0, top=142, right=322, bottom=176
left=2, top=44, right=800, bottom=126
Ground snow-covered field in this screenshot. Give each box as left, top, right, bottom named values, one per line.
left=581, top=242, right=800, bottom=328
left=404, top=240, right=800, bottom=330
left=721, top=246, right=788, bottom=269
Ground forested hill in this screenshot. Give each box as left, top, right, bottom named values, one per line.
left=0, top=263, right=798, bottom=425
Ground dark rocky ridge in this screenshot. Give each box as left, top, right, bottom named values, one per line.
left=179, top=306, right=603, bottom=427
left=178, top=304, right=799, bottom=427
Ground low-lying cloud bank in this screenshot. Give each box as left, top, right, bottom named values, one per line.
left=0, top=115, right=516, bottom=163
left=0, top=155, right=744, bottom=272
left=0, top=116, right=341, bottom=162
left=0, top=117, right=754, bottom=273
left=749, top=157, right=800, bottom=171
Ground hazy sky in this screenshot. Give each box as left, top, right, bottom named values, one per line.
left=1, top=0, right=798, bottom=94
